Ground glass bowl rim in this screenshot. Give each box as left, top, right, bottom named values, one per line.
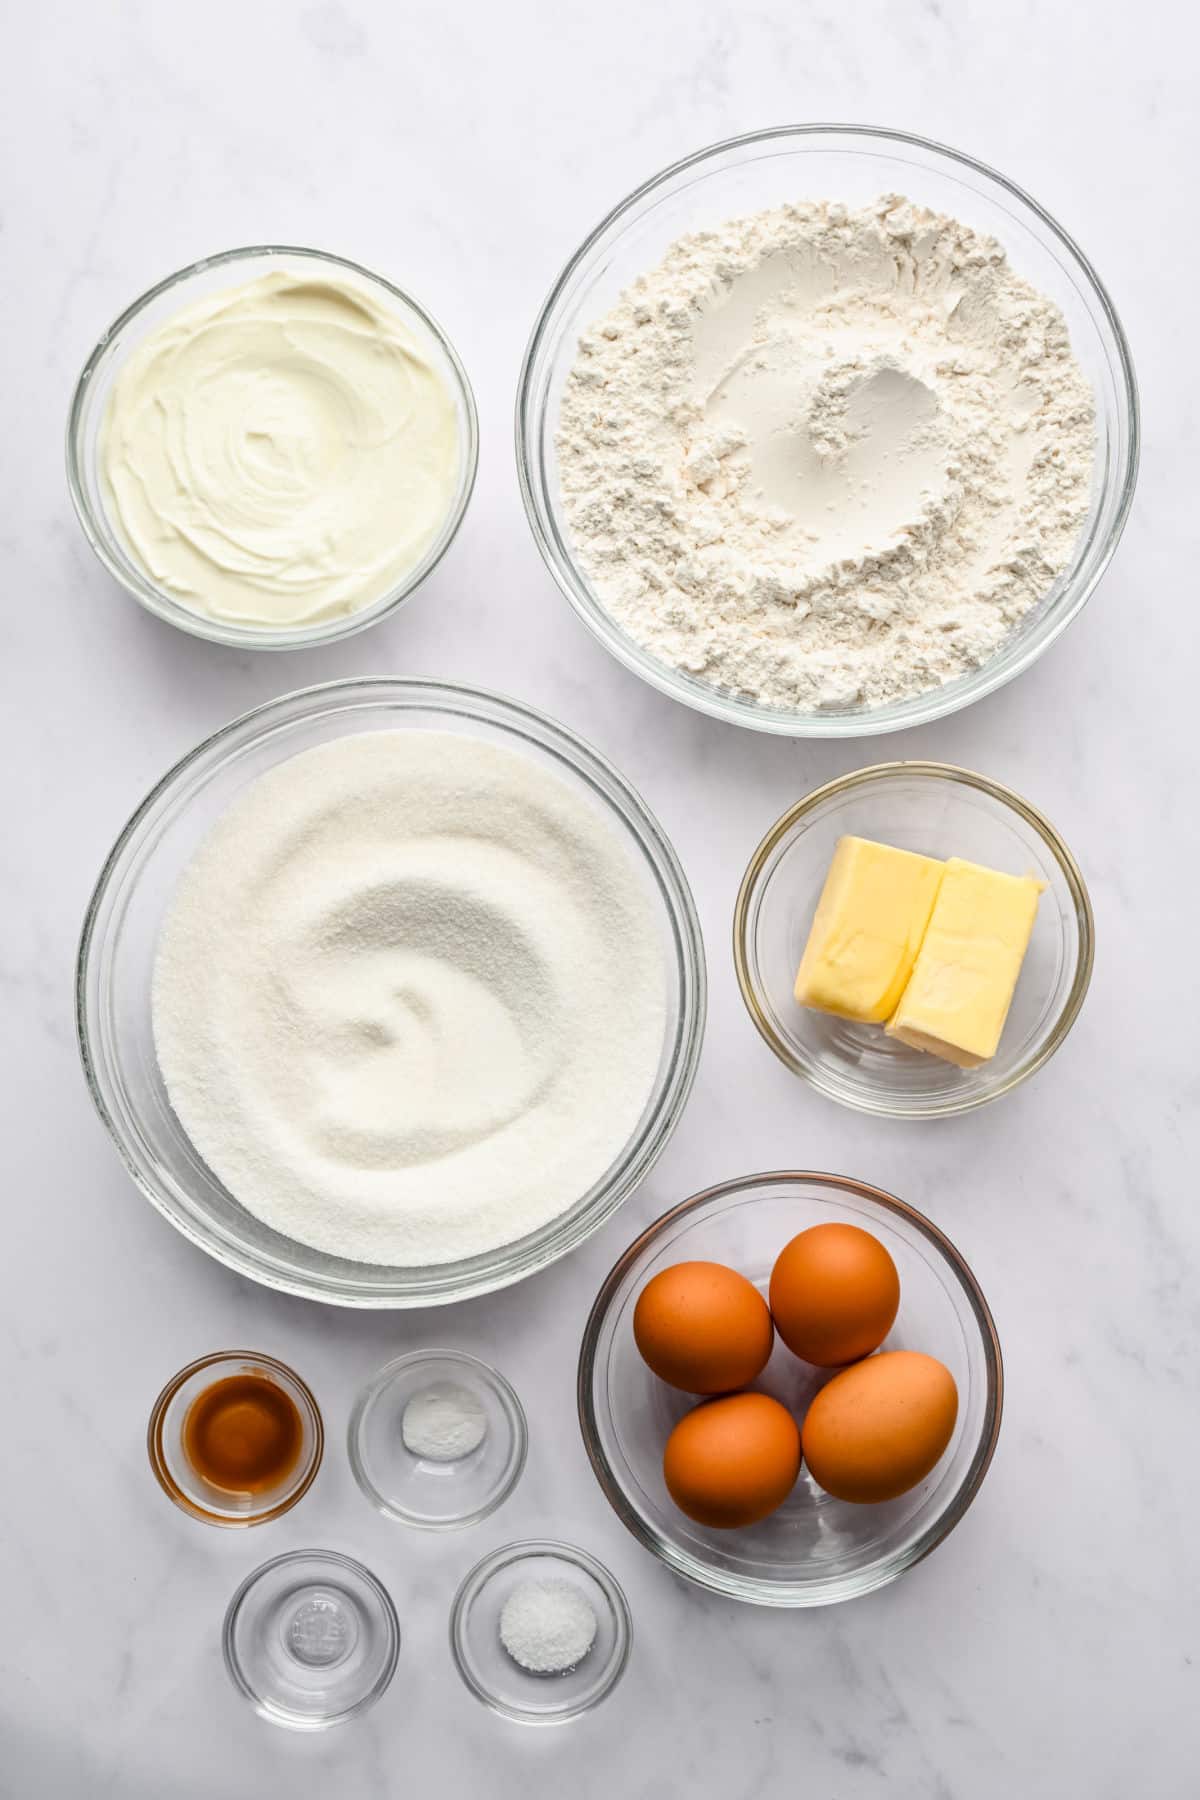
left=75, top=675, right=707, bottom=1308
left=146, top=1348, right=324, bottom=1528
left=65, top=242, right=480, bottom=652
left=346, top=1347, right=529, bottom=1529
left=732, top=759, right=1096, bottom=1117
left=448, top=1536, right=633, bottom=1723
left=222, top=1546, right=401, bottom=1729
left=577, top=1168, right=1005, bottom=1606
left=515, top=121, right=1140, bottom=738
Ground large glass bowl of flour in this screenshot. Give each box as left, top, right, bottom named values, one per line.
left=517, top=125, right=1139, bottom=736
left=76, top=680, right=706, bottom=1306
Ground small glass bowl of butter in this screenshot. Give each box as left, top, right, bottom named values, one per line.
left=733, top=763, right=1094, bottom=1118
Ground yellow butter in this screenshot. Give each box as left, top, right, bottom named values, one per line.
left=886, top=858, right=1044, bottom=1067
left=794, top=836, right=946, bottom=1024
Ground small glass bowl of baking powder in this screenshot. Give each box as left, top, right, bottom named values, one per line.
left=67, top=245, right=478, bottom=650
left=348, top=1350, right=528, bottom=1529
left=733, top=761, right=1095, bottom=1117
left=450, top=1541, right=632, bottom=1724
left=517, top=124, right=1138, bottom=737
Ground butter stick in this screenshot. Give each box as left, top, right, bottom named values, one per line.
left=794, top=836, right=945, bottom=1024
left=886, top=857, right=1044, bottom=1067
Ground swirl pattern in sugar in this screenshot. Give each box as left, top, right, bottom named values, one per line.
left=152, top=729, right=668, bottom=1265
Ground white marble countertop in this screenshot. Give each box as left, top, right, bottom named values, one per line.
left=5, top=2, right=1196, bottom=1794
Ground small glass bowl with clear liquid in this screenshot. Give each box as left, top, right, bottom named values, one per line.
left=222, top=1549, right=400, bottom=1730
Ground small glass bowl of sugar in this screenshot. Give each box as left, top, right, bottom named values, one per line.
left=450, top=1540, right=632, bottom=1724
left=347, top=1350, right=527, bottom=1529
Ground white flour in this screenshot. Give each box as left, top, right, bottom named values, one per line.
left=152, top=730, right=667, bottom=1266
left=557, top=196, right=1096, bottom=712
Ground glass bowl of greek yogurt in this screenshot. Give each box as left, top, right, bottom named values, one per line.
left=517, top=124, right=1139, bottom=736
left=76, top=679, right=706, bottom=1306
left=578, top=1172, right=1003, bottom=1606
left=67, top=246, right=478, bottom=649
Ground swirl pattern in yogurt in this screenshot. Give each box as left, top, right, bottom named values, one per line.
left=100, top=272, right=460, bottom=627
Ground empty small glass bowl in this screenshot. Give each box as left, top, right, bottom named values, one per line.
left=450, top=1541, right=632, bottom=1724
left=734, top=762, right=1094, bottom=1117
left=579, top=1172, right=1003, bottom=1606
left=67, top=245, right=478, bottom=650
left=147, top=1350, right=323, bottom=1527
left=517, top=125, right=1138, bottom=736
left=348, top=1350, right=527, bottom=1529
left=223, top=1549, right=400, bottom=1730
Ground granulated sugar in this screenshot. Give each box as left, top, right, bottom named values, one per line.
left=152, top=730, right=667, bottom=1266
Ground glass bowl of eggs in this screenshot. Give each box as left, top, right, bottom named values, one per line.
left=577, top=1171, right=1002, bottom=1606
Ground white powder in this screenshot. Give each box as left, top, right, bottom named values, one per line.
left=401, top=1382, right=487, bottom=1461
left=151, top=730, right=667, bottom=1266
left=557, top=195, right=1096, bottom=713
left=499, top=1578, right=598, bottom=1674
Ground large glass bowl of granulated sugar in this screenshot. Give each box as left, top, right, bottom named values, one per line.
left=76, top=679, right=706, bottom=1306
left=517, top=124, right=1139, bottom=737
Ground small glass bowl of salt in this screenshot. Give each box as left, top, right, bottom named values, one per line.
left=347, top=1350, right=527, bottom=1529
left=450, top=1540, right=632, bottom=1724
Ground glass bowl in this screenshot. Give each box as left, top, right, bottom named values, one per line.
left=348, top=1350, right=527, bottom=1529
left=734, top=761, right=1094, bottom=1117
left=578, top=1172, right=1003, bottom=1607
left=147, top=1350, right=323, bottom=1527
left=66, top=245, right=479, bottom=650
left=449, top=1540, right=632, bottom=1724
left=223, top=1549, right=400, bottom=1730
left=517, top=124, right=1138, bottom=736
left=76, top=678, right=705, bottom=1306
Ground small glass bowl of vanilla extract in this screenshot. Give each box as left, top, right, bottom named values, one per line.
left=148, top=1351, right=323, bottom=1527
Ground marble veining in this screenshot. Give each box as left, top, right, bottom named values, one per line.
left=3, top=1, right=1197, bottom=1795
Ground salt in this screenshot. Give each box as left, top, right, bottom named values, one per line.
left=499, top=1578, right=598, bottom=1675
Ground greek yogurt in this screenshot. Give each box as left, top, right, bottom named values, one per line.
left=100, top=270, right=460, bottom=628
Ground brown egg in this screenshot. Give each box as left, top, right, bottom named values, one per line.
left=769, top=1223, right=900, bottom=1366
left=633, top=1260, right=774, bottom=1394
left=664, top=1392, right=801, bottom=1528
left=801, top=1350, right=958, bottom=1503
